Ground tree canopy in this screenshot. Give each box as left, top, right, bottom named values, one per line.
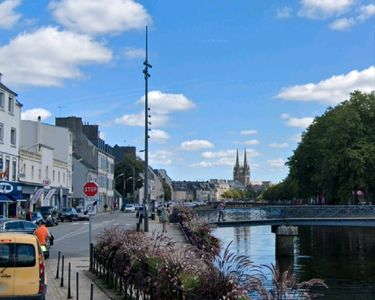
left=263, top=91, right=375, bottom=204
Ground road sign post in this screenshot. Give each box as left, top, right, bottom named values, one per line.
left=83, top=182, right=98, bottom=250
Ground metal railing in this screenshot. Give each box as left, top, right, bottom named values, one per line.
left=196, top=205, right=375, bottom=224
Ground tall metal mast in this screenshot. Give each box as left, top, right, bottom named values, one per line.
left=143, top=26, right=151, bottom=232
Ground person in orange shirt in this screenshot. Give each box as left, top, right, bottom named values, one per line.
left=34, top=220, right=52, bottom=246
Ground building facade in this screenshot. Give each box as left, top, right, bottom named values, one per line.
left=19, top=120, right=73, bottom=210
left=0, top=76, right=22, bottom=217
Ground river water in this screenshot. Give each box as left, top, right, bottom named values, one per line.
left=213, top=226, right=375, bottom=299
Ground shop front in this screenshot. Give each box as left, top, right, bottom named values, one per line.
left=0, top=181, right=25, bottom=218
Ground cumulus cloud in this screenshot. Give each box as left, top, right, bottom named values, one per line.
left=329, top=17, right=355, bottom=30
left=282, top=114, right=314, bottom=129
left=0, top=0, right=21, bottom=29
left=149, top=150, right=172, bottom=165
left=243, top=139, right=259, bottom=145
left=194, top=148, right=260, bottom=168
left=149, top=129, right=170, bottom=143
left=21, top=108, right=52, bottom=121
left=50, top=0, right=151, bottom=35
left=277, top=6, right=292, bottom=18
left=124, top=47, right=145, bottom=60
left=138, top=90, right=195, bottom=114
left=180, top=140, right=214, bottom=151
left=114, top=112, right=168, bottom=127
left=240, top=129, right=257, bottom=135
left=299, top=0, right=355, bottom=19
left=268, top=158, right=286, bottom=170
left=276, top=66, right=375, bottom=104
left=269, top=142, right=289, bottom=148
left=0, top=27, right=112, bottom=87
left=329, top=4, right=375, bottom=30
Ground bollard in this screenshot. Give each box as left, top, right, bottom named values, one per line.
left=136, top=222, right=140, bottom=232
left=56, top=251, right=61, bottom=279
left=89, top=243, right=93, bottom=271
left=90, top=283, right=94, bottom=300
left=60, top=255, right=65, bottom=287
left=76, top=272, right=79, bottom=300
left=67, top=262, right=72, bottom=299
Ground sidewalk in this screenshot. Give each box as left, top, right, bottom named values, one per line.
left=45, top=213, right=188, bottom=300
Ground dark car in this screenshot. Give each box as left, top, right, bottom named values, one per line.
left=36, top=206, right=59, bottom=226
left=0, top=219, right=38, bottom=234
left=31, top=212, right=44, bottom=225
left=59, top=207, right=78, bottom=222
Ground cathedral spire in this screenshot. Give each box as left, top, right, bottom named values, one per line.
left=235, top=148, right=240, bottom=168
left=244, top=147, right=248, bottom=169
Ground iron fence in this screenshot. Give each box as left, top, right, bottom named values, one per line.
left=196, top=205, right=375, bottom=223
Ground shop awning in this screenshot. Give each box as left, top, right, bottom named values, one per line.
left=0, top=194, right=10, bottom=202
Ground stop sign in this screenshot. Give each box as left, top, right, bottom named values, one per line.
left=83, top=182, right=98, bottom=197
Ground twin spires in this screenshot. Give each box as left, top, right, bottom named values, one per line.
left=233, top=148, right=251, bottom=186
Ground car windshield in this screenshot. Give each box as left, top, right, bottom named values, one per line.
left=76, top=208, right=83, bottom=213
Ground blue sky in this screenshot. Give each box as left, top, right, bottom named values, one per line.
left=0, top=0, right=374, bottom=183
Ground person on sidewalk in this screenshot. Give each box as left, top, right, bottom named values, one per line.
left=217, top=201, right=226, bottom=222
left=160, top=206, right=169, bottom=233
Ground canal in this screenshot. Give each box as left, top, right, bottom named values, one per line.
left=213, top=226, right=375, bottom=299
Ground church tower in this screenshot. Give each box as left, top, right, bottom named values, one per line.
left=233, top=149, right=241, bottom=181
left=233, top=149, right=251, bottom=187
left=243, top=148, right=250, bottom=186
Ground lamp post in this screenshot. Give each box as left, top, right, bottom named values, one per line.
left=114, top=173, right=133, bottom=209
left=143, top=26, right=152, bottom=232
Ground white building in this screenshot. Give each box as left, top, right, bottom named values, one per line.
left=19, top=119, right=73, bottom=209
left=0, top=76, right=22, bottom=217
left=98, top=149, right=114, bottom=210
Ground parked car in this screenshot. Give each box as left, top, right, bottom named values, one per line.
left=31, top=212, right=44, bottom=225
left=0, top=219, right=38, bottom=234
left=76, top=207, right=89, bottom=221
left=36, top=206, right=59, bottom=226
left=124, top=204, right=136, bottom=213
left=59, top=207, right=78, bottom=222
left=0, top=232, right=47, bottom=299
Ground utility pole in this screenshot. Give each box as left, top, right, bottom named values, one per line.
left=143, top=26, right=152, bottom=232
left=123, top=171, right=126, bottom=207
left=132, top=166, right=135, bottom=203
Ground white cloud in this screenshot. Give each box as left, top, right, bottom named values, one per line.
left=282, top=114, right=314, bottom=129
left=243, top=139, right=259, bottom=145
left=329, top=4, right=375, bottom=30
left=124, top=47, right=145, bottom=60
left=276, top=66, right=375, bottom=104
left=277, top=6, right=292, bottom=18
left=329, top=17, right=355, bottom=30
left=149, top=150, right=172, bottom=165
left=202, top=150, right=236, bottom=159
left=0, top=0, right=21, bottom=29
left=268, top=158, right=286, bottom=170
left=180, top=140, right=214, bottom=151
left=149, top=129, right=170, bottom=143
left=138, top=90, right=195, bottom=114
left=269, top=142, right=289, bottom=148
left=99, top=131, right=106, bottom=140
left=193, top=148, right=260, bottom=168
left=357, top=4, right=375, bottom=21
left=240, top=129, right=257, bottom=135
left=0, top=27, right=112, bottom=87
left=114, top=112, right=168, bottom=127
left=21, top=108, right=52, bottom=121
left=299, top=0, right=355, bottom=19
left=50, top=0, right=151, bottom=35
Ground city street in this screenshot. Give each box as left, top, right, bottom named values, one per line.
left=48, top=212, right=137, bottom=259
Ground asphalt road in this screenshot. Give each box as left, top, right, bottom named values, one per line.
left=48, top=212, right=137, bottom=259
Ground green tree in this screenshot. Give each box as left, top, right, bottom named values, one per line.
left=162, top=180, right=172, bottom=201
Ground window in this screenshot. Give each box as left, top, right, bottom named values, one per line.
left=0, top=244, right=12, bottom=268
left=15, top=243, right=36, bottom=267
left=53, top=170, right=55, bottom=181
left=12, top=160, right=16, bottom=181
left=8, top=96, right=14, bottom=114
left=58, top=171, right=60, bottom=183
left=10, top=128, right=16, bottom=146
left=45, top=166, right=49, bottom=179
left=31, top=166, right=34, bottom=180
left=63, top=172, right=65, bottom=184
left=0, top=123, right=3, bottom=142
left=0, top=156, right=3, bottom=172
left=38, top=169, right=41, bottom=180
left=0, top=92, right=4, bottom=109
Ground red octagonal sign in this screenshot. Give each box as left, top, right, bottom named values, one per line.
left=83, top=182, right=98, bottom=197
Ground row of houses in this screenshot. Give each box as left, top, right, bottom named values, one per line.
left=0, top=77, right=115, bottom=217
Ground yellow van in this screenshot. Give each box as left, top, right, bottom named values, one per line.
left=0, top=232, right=46, bottom=299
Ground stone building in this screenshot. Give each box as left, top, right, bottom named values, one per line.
left=233, top=149, right=250, bottom=187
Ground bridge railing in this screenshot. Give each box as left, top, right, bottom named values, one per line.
left=196, top=205, right=375, bottom=223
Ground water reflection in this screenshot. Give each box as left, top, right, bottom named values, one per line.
left=213, top=226, right=375, bottom=299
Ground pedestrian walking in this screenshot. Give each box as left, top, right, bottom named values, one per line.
left=160, top=206, right=169, bottom=233
left=217, top=201, right=225, bottom=222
